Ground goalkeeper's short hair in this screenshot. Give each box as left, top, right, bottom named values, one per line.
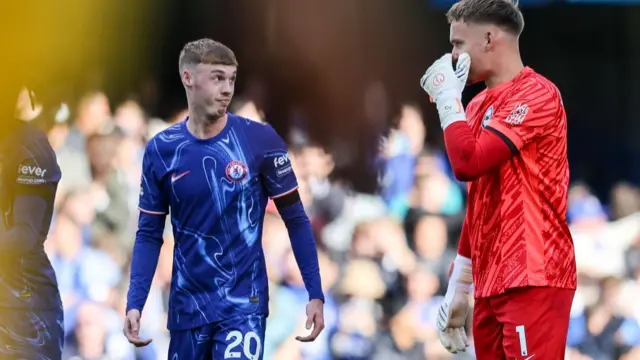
left=446, top=0, right=525, bottom=36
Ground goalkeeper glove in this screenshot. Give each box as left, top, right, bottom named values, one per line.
left=419, top=53, right=471, bottom=130
left=437, top=254, right=473, bottom=354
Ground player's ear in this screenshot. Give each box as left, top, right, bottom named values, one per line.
left=182, top=69, right=193, bottom=87
left=484, top=31, right=493, bottom=52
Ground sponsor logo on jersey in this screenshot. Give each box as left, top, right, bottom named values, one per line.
left=225, top=160, right=248, bottom=182
left=273, top=152, right=293, bottom=177
left=273, top=153, right=290, bottom=167
left=482, top=105, right=494, bottom=128
left=505, top=103, right=529, bottom=125
left=16, top=163, right=48, bottom=185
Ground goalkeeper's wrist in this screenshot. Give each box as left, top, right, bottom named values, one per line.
left=444, top=255, right=473, bottom=303
left=435, top=92, right=466, bottom=130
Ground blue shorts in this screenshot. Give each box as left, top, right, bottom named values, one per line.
left=169, top=314, right=266, bottom=360
left=0, top=307, right=64, bottom=360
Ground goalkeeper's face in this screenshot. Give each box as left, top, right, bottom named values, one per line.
left=450, top=21, right=492, bottom=84
left=189, top=63, right=237, bottom=119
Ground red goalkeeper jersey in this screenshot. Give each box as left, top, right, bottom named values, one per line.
left=464, top=67, right=577, bottom=298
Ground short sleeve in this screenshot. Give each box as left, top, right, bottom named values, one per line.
left=13, top=141, right=60, bottom=200
left=15, top=154, right=60, bottom=187
left=260, top=125, right=298, bottom=199
left=488, top=82, right=562, bottom=150
left=138, top=142, right=169, bottom=215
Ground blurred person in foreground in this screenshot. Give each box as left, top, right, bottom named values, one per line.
left=124, top=38, right=324, bottom=359
left=420, top=0, right=576, bottom=358
left=0, top=87, right=64, bottom=358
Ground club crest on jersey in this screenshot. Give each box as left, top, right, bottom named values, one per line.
left=225, top=160, right=248, bottom=182
left=482, top=105, right=494, bottom=128
left=505, top=103, right=529, bottom=125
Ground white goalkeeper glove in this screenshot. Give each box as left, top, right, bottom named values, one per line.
left=437, top=255, right=473, bottom=354
left=419, top=53, right=471, bottom=129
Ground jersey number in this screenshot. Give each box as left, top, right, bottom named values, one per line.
left=515, top=325, right=528, bottom=356
left=224, top=330, right=262, bottom=360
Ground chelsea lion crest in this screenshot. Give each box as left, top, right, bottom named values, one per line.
left=482, top=105, right=494, bottom=128
left=225, top=160, right=248, bottom=182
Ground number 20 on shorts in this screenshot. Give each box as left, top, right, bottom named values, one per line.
left=224, top=330, right=262, bottom=360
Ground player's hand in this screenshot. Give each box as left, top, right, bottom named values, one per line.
left=420, top=53, right=471, bottom=101
left=437, top=255, right=472, bottom=354
left=437, top=288, right=470, bottom=353
left=420, top=53, right=471, bottom=129
left=295, top=298, right=325, bottom=342
left=123, top=309, right=153, bottom=347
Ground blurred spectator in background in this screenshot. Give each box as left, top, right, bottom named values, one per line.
left=610, top=182, right=640, bottom=221
left=378, top=104, right=422, bottom=220
left=568, top=182, right=609, bottom=228
left=230, top=96, right=265, bottom=124
left=568, top=277, right=640, bottom=359
left=56, top=92, right=111, bottom=193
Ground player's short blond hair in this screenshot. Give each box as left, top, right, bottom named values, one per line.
left=446, top=0, right=525, bottom=36
left=178, top=38, right=238, bottom=72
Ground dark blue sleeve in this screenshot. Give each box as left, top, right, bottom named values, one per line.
left=0, top=194, right=48, bottom=257
left=126, top=212, right=165, bottom=313
left=126, top=142, right=167, bottom=313
left=259, top=125, right=323, bottom=302
left=260, top=124, right=298, bottom=199
left=277, top=198, right=324, bottom=302
left=0, top=141, right=59, bottom=257
left=138, top=141, right=169, bottom=215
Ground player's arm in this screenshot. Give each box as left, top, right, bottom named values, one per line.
left=446, top=218, right=472, bottom=299
left=449, top=218, right=472, bottom=294
left=457, top=218, right=471, bottom=259
left=0, top=149, right=59, bottom=258
left=443, top=122, right=513, bottom=181
left=437, top=216, right=473, bottom=353
left=126, top=142, right=168, bottom=314
left=260, top=125, right=324, bottom=303
left=443, top=83, right=559, bottom=181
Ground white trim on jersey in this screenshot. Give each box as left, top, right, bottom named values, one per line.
left=270, top=186, right=299, bottom=199
left=138, top=207, right=167, bottom=215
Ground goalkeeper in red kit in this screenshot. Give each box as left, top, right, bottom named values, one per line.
left=419, top=0, right=577, bottom=359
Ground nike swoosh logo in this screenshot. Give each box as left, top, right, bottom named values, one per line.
left=171, top=171, right=191, bottom=183
left=524, top=355, right=535, bottom=360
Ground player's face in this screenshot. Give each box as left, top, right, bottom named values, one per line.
left=189, top=64, right=236, bottom=119
left=450, top=21, right=491, bottom=84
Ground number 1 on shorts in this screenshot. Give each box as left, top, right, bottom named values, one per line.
left=515, top=325, right=528, bottom=356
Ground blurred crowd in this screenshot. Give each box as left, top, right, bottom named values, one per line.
left=25, top=87, right=640, bottom=360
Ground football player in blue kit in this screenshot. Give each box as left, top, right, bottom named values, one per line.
left=0, top=87, right=64, bottom=359
left=124, top=39, right=325, bottom=359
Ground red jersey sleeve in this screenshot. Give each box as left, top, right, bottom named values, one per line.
left=488, top=80, right=562, bottom=150
left=457, top=217, right=471, bottom=258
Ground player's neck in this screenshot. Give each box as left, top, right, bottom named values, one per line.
left=186, top=111, right=228, bottom=140
left=485, top=54, right=525, bottom=89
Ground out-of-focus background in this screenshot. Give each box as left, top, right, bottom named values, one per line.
left=2, top=0, right=640, bottom=359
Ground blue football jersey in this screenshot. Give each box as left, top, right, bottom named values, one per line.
left=0, top=122, right=62, bottom=310
left=139, top=114, right=298, bottom=331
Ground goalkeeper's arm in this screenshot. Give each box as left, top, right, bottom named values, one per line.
left=438, top=226, right=472, bottom=353
left=443, top=122, right=514, bottom=182
left=447, top=219, right=473, bottom=301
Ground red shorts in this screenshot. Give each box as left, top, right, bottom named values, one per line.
left=472, top=286, right=575, bottom=360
